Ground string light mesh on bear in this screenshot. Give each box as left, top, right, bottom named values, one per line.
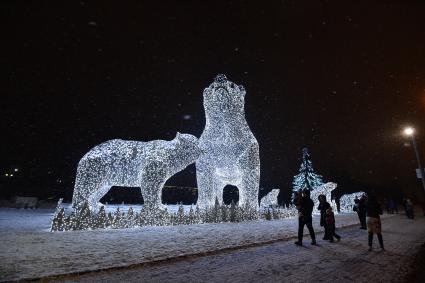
left=71, top=133, right=201, bottom=211
left=196, top=74, right=260, bottom=209
left=339, top=191, right=365, bottom=212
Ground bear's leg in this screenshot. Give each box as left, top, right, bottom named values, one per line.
left=141, top=182, right=166, bottom=210
left=72, top=161, right=107, bottom=212
left=140, top=166, right=167, bottom=211
left=215, top=182, right=227, bottom=205
left=238, top=144, right=260, bottom=209
left=196, top=164, right=222, bottom=208
left=238, top=169, right=260, bottom=209
left=72, top=169, right=96, bottom=210
left=87, top=184, right=111, bottom=211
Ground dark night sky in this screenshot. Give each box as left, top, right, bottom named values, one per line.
left=1, top=0, right=425, bottom=201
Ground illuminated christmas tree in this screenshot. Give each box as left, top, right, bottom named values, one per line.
left=292, top=148, right=323, bottom=198
left=229, top=200, right=237, bottom=222
left=188, top=205, right=195, bottom=224
left=176, top=203, right=185, bottom=225
left=221, top=203, right=228, bottom=222
left=51, top=198, right=65, bottom=231
left=96, top=206, right=108, bottom=229
left=51, top=207, right=66, bottom=231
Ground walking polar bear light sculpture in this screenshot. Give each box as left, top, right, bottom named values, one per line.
left=196, top=74, right=260, bottom=209
left=71, top=133, right=201, bottom=211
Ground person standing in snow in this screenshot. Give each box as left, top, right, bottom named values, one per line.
left=357, top=194, right=367, bottom=229
left=295, top=190, right=317, bottom=246
left=318, top=194, right=331, bottom=240
left=388, top=198, right=397, bottom=214
left=325, top=207, right=341, bottom=242
left=405, top=198, right=414, bottom=219
left=366, top=193, right=384, bottom=251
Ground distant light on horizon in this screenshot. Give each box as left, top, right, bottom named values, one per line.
left=404, top=127, right=415, bottom=136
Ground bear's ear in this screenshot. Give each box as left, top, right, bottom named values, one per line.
left=239, top=84, right=246, bottom=96
left=203, top=87, right=212, bottom=96
left=175, top=132, right=181, bottom=139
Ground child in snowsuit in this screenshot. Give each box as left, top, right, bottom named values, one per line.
left=325, top=207, right=341, bottom=242
left=318, top=194, right=331, bottom=240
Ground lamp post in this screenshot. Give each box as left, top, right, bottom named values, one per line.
left=404, top=127, right=425, bottom=193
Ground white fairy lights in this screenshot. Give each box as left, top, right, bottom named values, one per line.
left=339, top=191, right=365, bottom=212
left=260, top=189, right=280, bottom=208
left=293, top=148, right=324, bottom=194
left=196, top=74, right=260, bottom=209
left=310, top=182, right=338, bottom=214
left=71, top=133, right=201, bottom=212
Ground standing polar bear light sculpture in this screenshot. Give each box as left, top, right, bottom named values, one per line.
left=196, top=74, right=260, bottom=209
left=72, top=133, right=201, bottom=211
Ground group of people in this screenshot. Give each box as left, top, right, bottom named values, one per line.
left=294, top=190, right=384, bottom=251
left=293, top=190, right=339, bottom=246
left=384, top=198, right=398, bottom=214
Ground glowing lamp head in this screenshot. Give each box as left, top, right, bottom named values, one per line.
left=404, top=127, right=415, bottom=136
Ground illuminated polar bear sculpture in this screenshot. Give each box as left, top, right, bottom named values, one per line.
left=260, top=189, right=280, bottom=208
left=310, top=182, right=338, bottom=214
left=196, top=74, right=260, bottom=209
left=339, top=191, right=365, bottom=213
left=72, top=133, right=201, bottom=211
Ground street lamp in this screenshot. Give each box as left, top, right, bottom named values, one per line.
left=403, top=126, right=425, bottom=193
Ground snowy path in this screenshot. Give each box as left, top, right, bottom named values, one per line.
left=0, top=208, right=364, bottom=282
left=54, top=215, right=425, bottom=283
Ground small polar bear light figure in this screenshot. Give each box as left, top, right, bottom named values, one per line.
left=72, top=133, right=201, bottom=211
left=196, top=74, right=260, bottom=209
left=310, top=182, right=338, bottom=214
left=339, top=191, right=365, bottom=213
left=260, top=189, right=280, bottom=209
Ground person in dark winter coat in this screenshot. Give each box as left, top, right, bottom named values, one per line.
left=325, top=207, right=341, bottom=242
left=402, top=197, right=408, bottom=216
left=318, top=194, right=331, bottom=240
left=405, top=198, right=414, bottom=219
left=295, top=190, right=317, bottom=246
left=357, top=194, right=367, bottom=229
left=366, top=193, right=384, bottom=251
left=388, top=199, right=397, bottom=214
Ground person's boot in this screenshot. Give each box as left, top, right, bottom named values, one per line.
left=368, top=246, right=372, bottom=252
left=294, top=241, right=302, bottom=246
left=311, top=240, right=317, bottom=245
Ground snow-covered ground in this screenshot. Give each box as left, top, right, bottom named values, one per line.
left=0, top=206, right=383, bottom=282
left=56, top=214, right=425, bottom=283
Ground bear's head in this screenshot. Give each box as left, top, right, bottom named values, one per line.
left=203, top=74, right=246, bottom=118
left=173, top=132, right=202, bottom=165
